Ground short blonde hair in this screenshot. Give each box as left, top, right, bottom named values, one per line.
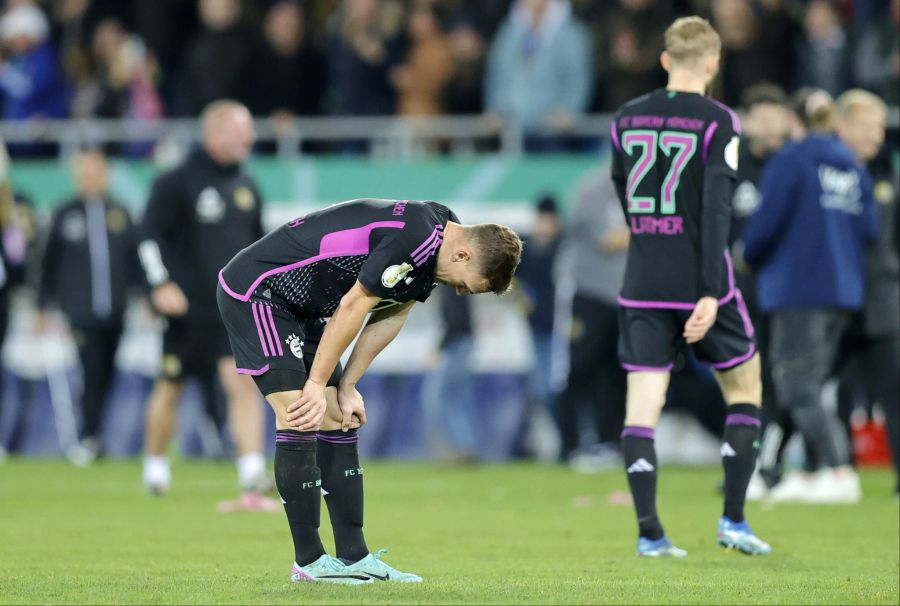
left=665, top=16, right=721, bottom=70
left=835, top=89, right=887, bottom=119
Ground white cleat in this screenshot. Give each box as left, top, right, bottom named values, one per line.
left=768, top=471, right=814, bottom=503
left=142, top=456, right=171, bottom=496
left=290, top=555, right=373, bottom=585
left=802, top=468, right=862, bottom=504
left=343, top=549, right=423, bottom=582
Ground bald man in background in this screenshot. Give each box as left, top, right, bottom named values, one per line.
left=138, top=100, right=274, bottom=510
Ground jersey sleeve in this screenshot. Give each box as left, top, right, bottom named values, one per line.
left=699, top=112, right=741, bottom=298
left=357, top=234, right=414, bottom=300
left=138, top=171, right=185, bottom=287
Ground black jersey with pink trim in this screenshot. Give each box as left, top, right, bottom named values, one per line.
left=610, top=89, right=741, bottom=307
left=218, top=199, right=457, bottom=317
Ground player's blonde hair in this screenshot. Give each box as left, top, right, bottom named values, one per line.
left=835, top=89, right=887, bottom=119
left=664, top=16, right=721, bottom=71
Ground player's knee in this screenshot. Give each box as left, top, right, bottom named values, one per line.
left=265, top=390, right=301, bottom=430
left=319, top=388, right=343, bottom=431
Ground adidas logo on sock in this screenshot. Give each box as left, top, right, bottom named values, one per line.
left=721, top=442, right=737, bottom=457
left=626, top=458, right=655, bottom=473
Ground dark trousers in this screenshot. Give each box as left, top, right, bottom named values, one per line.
left=71, top=323, right=123, bottom=441
left=836, top=327, right=900, bottom=487
left=559, top=294, right=626, bottom=459
left=769, top=310, right=850, bottom=470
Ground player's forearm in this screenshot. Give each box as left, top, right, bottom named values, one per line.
left=340, top=307, right=410, bottom=387
left=306, top=298, right=373, bottom=386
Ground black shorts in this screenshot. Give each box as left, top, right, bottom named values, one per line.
left=161, top=317, right=232, bottom=380
left=618, top=291, right=756, bottom=372
left=216, top=284, right=342, bottom=396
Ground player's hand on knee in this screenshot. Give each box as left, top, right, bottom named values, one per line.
left=337, top=383, right=367, bottom=432
left=285, top=379, right=327, bottom=431
left=683, top=296, right=718, bottom=344
left=152, top=282, right=189, bottom=317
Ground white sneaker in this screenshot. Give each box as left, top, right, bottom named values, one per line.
left=745, top=471, right=769, bottom=502
left=143, top=455, right=171, bottom=495
left=803, top=468, right=862, bottom=504
left=66, top=441, right=97, bottom=468
left=768, top=471, right=814, bottom=503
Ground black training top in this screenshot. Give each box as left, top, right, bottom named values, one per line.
left=611, top=89, right=741, bottom=308
left=219, top=199, right=458, bottom=317
left=138, top=149, right=265, bottom=322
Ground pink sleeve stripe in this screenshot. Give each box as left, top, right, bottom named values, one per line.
left=237, top=364, right=270, bottom=376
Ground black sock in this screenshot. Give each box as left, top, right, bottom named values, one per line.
left=621, top=426, right=664, bottom=540
left=722, top=404, right=761, bottom=523
left=275, top=430, right=326, bottom=566
left=317, top=429, right=368, bottom=563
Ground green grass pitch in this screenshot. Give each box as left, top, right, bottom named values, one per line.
left=1, top=460, right=897, bottom=605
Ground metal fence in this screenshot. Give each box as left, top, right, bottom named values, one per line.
left=2, top=110, right=897, bottom=159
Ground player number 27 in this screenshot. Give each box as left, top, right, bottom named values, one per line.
left=622, top=130, right=697, bottom=214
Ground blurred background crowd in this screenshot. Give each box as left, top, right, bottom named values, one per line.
left=0, top=0, right=897, bottom=503
left=0, top=0, right=896, bottom=154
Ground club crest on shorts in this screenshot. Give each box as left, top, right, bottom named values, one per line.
left=381, top=262, right=413, bottom=289
left=285, top=334, right=304, bottom=359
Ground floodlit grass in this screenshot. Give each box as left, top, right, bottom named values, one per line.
left=0, top=459, right=897, bottom=604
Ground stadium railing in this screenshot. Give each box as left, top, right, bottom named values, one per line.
left=0, top=114, right=626, bottom=157
left=2, top=110, right=896, bottom=158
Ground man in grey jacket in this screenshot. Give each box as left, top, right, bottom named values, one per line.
left=556, top=166, right=629, bottom=465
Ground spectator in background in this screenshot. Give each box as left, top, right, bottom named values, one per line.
left=325, top=0, right=403, bottom=117
left=442, top=0, right=512, bottom=41
left=513, top=195, right=562, bottom=459
left=177, top=0, right=256, bottom=115
left=73, top=19, right=163, bottom=124
left=421, top=285, right=479, bottom=464
left=796, top=0, right=851, bottom=97
left=0, top=4, right=69, bottom=151
left=484, top=0, right=591, bottom=151
left=556, top=168, right=628, bottom=468
left=742, top=91, right=877, bottom=503
left=590, top=0, right=670, bottom=112
left=391, top=2, right=453, bottom=117
left=729, top=83, right=796, bottom=498
left=711, top=0, right=799, bottom=106
left=854, top=0, right=899, bottom=105
left=35, top=149, right=142, bottom=465
left=443, top=20, right=486, bottom=115
left=833, top=90, right=899, bottom=497
left=0, top=137, right=35, bottom=462
left=246, top=1, right=325, bottom=119
left=132, top=0, right=199, bottom=109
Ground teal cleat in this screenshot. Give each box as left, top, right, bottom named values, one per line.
left=344, top=549, right=423, bottom=582
left=717, top=516, right=772, bottom=555
left=290, top=555, right=374, bottom=585
left=637, top=536, right=688, bottom=558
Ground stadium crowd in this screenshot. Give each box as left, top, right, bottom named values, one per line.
left=0, top=0, right=897, bottom=155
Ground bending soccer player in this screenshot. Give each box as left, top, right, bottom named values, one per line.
left=217, top=199, right=522, bottom=583
left=610, top=17, right=771, bottom=557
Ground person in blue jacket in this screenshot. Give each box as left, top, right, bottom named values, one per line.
left=742, top=90, right=878, bottom=503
